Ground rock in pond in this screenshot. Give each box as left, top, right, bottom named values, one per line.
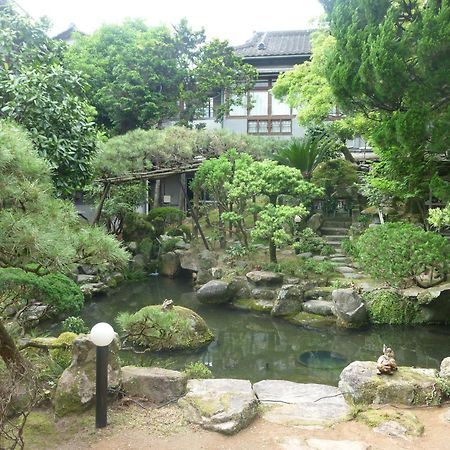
left=178, top=379, right=258, bottom=435
left=246, top=270, right=283, bottom=286
left=117, top=305, right=214, bottom=352
left=339, top=361, right=442, bottom=406
left=54, top=334, right=122, bottom=417
left=159, top=252, right=180, bottom=277
left=253, top=380, right=350, bottom=427
left=332, top=288, right=368, bottom=328
left=79, top=282, right=108, bottom=298
left=271, top=284, right=304, bottom=317
left=302, top=300, right=334, bottom=316
left=197, top=280, right=232, bottom=304
left=440, top=357, right=450, bottom=379
left=122, top=366, right=187, bottom=404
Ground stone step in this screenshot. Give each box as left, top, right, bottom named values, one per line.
left=323, top=234, right=347, bottom=241
left=329, top=256, right=352, bottom=264
left=321, top=227, right=349, bottom=236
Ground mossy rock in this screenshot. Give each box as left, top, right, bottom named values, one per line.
left=117, top=305, right=214, bottom=352
left=287, top=311, right=336, bottom=329
left=50, top=332, right=78, bottom=369
left=231, top=298, right=273, bottom=313
left=356, top=408, right=424, bottom=436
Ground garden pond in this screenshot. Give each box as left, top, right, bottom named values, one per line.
left=46, top=277, right=450, bottom=386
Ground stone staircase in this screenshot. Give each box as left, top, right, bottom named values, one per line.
left=320, top=216, right=352, bottom=252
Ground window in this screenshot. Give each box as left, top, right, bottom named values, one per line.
left=249, top=91, right=268, bottom=116
left=229, top=95, right=248, bottom=116
left=248, top=119, right=292, bottom=135
left=271, top=96, right=291, bottom=115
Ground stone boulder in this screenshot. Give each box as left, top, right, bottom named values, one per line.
left=197, top=280, right=232, bottom=304
left=246, top=271, right=283, bottom=286
left=80, top=282, right=108, bottom=298
left=54, top=334, right=122, bottom=417
left=251, top=287, right=277, bottom=300
left=440, top=357, right=450, bottom=379
left=76, top=274, right=97, bottom=284
left=122, top=366, right=187, bottom=404
left=271, top=284, right=304, bottom=317
left=119, top=305, right=214, bottom=352
left=253, top=380, right=350, bottom=427
left=178, top=249, right=217, bottom=273
left=229, top=276, right=251, bottom=299
left=302, top=300, right=334, bottom=316
left=307, top=213, right=324, bottom=233
left=159, top=252, right=180, bottom=277
left=332, top=288, right=368, bottom=328
left=178, top=379, right=258, bottom=435
left=338, top=361, right=442, bottom=406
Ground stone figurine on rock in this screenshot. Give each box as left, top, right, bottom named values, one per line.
left=376, top=344, right=398, bottom=375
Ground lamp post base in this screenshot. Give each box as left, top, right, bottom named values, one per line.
left=95, top=345, right=108, bottom=428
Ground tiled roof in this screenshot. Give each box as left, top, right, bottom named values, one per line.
left=235, top=30, right=313, bottom=57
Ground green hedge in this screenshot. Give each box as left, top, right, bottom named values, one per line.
left=355, top=222, right=449, bottom=286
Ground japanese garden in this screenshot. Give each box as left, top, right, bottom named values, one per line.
left=0, top=0, right=449, bottom=448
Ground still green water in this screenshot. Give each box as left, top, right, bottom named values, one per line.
left=64, top=277, right=449, bottom=386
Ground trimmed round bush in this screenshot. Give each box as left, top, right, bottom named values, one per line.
left=355, top=222, right=449, bottom=286
left=62, top=316, right=89, bottom=334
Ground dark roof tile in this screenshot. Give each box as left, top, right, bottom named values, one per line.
left=235, top=30, right=314, bottom=57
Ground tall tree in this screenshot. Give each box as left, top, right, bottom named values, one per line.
left=323, top=0, right=450, bottom=215
left=65, top=18, right=256, bottom=134
left=0, top=2, right=98, bottom=195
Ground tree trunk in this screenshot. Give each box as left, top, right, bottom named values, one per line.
left=218, top=204, right=226, bottom=249
left=192, top=189, right=200, bottom=239
left=269, top=239, right=277, bottom=263
left=92, top=182, right=111, bottom=225
left=0, top=320, right=28, bottom=375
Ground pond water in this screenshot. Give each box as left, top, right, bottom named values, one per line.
left=50, top=277, right=450, bottom=386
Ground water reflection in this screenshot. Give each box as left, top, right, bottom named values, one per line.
left=72, top=277, right=450, bottom=386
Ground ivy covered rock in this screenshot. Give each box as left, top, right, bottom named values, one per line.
left=53, top=334, right=122, bottom=417
left=116, top=305, right=214, bottom=351
left=338, top=361, right=442, bottom=406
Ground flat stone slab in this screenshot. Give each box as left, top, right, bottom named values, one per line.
left=246, top=270, right=283, bottom=286
left=343, top=273, right=365, bottom=279
left=302, top=300, right=334, bottom=316
left=336, top=266, right=356, bottom=274
left=122, top=366, right=187, bottom=404
left=339, top=361, right=441, bottom=405
left=253, top=380, right=350, bottom=427
left=178, top=379, right=258, bottom=435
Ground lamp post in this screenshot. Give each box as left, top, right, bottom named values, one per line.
left=89, top=322, right=115, bottom=428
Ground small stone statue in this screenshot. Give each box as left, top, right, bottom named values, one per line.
left=376, top=344, right=398, bottom=375
left=161, top=298, right=174, bottom=310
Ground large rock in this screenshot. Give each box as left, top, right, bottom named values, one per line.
left=79, top=282, right=108, bottom=298
left=76, top=274, right=97, bottom=285
left=271, top=284, right=304, bottom=317
left=440, top=357, right=450, bottom=379
left=178, top=379, right=258, bottom=435
left=178, top=249, right=217, bottom=273
left=302, top=300, right=334, bottom=316
left=122, top=366, right=187, bottom=404
left=251, top=287, right=277, bottom=300
left=307, top=213, right=324, bottom=233
left=332, top=288, right=368, bottom=328
left=159, top=252, right=180, bottom=277
left=253, top=380, right=350, bottom=427
left=197, top=280, right=232, bottom=304
left=339, top=361, right=442, bottom=405
left=119, top=305, right=214, bottom=351
left=246, top=271, right=283, bottom=286
left=54, top=334, right=122, bottom=417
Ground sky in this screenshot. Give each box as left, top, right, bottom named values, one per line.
left=16, top=0, right=325, bottom=45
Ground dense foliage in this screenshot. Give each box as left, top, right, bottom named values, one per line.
left=0, top=268, right=84, bottom=317
left=0, top=4, right=98, bottom=195
left=65, top=18, right=256, bottom=133
left=323, top=0, right=450, bottom=214
left=0, top=120, right=129, bottom=272
left=355, top=223, right=449, bottom=287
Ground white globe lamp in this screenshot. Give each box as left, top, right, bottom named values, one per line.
left=90, top=322, right=115, bottom=347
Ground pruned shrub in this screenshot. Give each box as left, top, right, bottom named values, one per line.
left=355, top=222, right=449, bottom=286
left=62, top=316, right=89, bottom=334
left=293, top=227, right=335, bottom=255
left=183, top=361, right=212, bottom=379
left=147, top=207, right=185, bottom=235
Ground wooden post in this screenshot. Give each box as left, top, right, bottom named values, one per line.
left=179, top=173, right=187, bottom=212
left=178, top=178, right=209, bottom=250
left=192, top=189, right=200, bottom=239
left=154, top=179, right=161, bottom=208
left=93, top=182, right=111, bottom=226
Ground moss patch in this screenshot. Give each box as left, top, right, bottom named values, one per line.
left=287, top=311, right=336, bottom=328
left=232, top=298, right=273, bottom=312
left=357, top=408, right=424, bottom=436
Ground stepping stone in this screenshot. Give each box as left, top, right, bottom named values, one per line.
left=253, top=380, right=350, bottom=427
left=343, top=273, right=365, bottom=279
left=178, top=379, right=258, bottom=435
left=302, top=300, right=334, bottom=316
left=330, top=257, right=351, bottom=264
left=336, top=266, right=356, bottom=274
